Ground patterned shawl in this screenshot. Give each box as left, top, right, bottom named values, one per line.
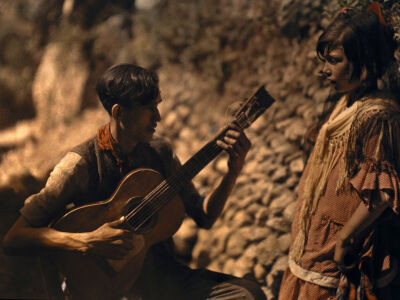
left=290, top=95, right=360, bottom=262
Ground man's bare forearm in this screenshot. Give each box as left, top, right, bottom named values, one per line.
left=3, top=216, right=89, bottom=256
left=201, top=169, right=240, bottom=229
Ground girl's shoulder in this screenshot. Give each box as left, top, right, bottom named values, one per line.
left=353, top=91, right=400, bottom=126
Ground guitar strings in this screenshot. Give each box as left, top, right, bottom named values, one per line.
left=132, top=143, right=221, bottom=230
left=126, top=143, right=220, bottom=230
left=127, top=143, right=220, bottom=230
left=124, top=140, right=217, bottom=225
left=124, top=113, right=248, bottom=231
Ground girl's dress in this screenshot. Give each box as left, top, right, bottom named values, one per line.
left=279, top=94, right=400, bottom=300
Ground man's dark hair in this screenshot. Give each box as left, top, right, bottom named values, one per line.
left=96, top=64, right=160, bottom=114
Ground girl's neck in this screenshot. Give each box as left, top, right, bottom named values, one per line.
left=347, top=80, right=378, bottom=107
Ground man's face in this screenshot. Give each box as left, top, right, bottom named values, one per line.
left=120, top=95, right=162, bottom=143
left=321, top=46, right=362, bottom=93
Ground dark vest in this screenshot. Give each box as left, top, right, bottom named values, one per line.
left=42, top=137, right=180, bottom=298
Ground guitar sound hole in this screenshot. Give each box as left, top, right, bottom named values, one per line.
left=122, top=197, right=158, bottom=233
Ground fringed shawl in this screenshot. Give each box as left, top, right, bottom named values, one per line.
left=290, top=94, right=400, bottom=263
left=346, top=98, right=400, bottom=179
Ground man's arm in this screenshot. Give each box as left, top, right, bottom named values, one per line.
left=4, top=216, right=92, bottom=255
left=3, top=215, right=136, bottom=259
left=3, top=152, right=138, bottom=260
left=199, top=124, right=251, bottom=229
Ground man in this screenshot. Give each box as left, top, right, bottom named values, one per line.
left=4, top=64, right=265, bottom=299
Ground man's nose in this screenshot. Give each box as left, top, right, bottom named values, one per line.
left=154, top=108, right=161, bottom=122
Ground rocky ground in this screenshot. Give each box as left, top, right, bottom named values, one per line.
left=0, top=0, right=398, bottom=299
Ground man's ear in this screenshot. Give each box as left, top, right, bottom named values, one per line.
left=111, top=104, right=123, bottom=121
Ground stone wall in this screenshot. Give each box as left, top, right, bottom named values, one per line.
left=1, top=0, right=398, bottom=299
left=0, top=1, right=329, bottom=298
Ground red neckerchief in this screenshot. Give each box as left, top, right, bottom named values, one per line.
left=97, top=123, right=125, bottom=173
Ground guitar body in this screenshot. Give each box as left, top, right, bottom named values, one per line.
left=49, top=168, right=185, bottom=299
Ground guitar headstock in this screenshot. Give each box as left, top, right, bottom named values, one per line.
left=234, top=85, right=275, bottom=129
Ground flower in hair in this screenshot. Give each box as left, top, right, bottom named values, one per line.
left=366, top=1, right=387, bottom=25
left=340, top=7, right=351, bottom=14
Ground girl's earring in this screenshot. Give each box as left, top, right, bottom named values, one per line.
left=360, top=68, right=368, bottom=82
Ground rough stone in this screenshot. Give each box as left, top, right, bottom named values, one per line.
left=234, top=245, right=258, bottom=277
left=289, top=157, right=305, bottom=173
left=266, top=256, right=288, bottom=295
left=254, top=206, right=269, bottom=225
left=179, top=127, right=196, bottom=141
left=271, top=166, right=288, bottom=183
left=269, top=192, right=294, bottom=211
left=266, top=217, right=291, bottom=232
left=284, top=118, right=307, bottom=142
left=32, top=42, right=89, bottom=128
left=214, top=156, right=229, bottom=174
left=283, top=201, right=297, bottom=222
left=251, top=227, right=272, bottom=242
left=261, top=182, right=275, bottom=206
left=222, top=258, right=237, bottom=275
left=210, top=225, right=231, bottom=258
left=256, top=234, right=281, bottom=268
left=254, top=263, right=267, bottom=282
left=237, top=194, right=259, bottom=209
left=225, top=232, right=249, bottom=258
left=163, top=111, right=179, bottom=128
left=278, top=233, right=291, bottom=252
left=285, top=174, right=300, bottom=189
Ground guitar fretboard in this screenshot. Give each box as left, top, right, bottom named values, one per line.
left=125, top=139, right=222, bottom=230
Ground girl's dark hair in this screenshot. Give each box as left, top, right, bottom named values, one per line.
left=317, top=9, right=398, bottom=98
left=96, top=64, right=160, bottom=115
left=305, top=9, right=399, bottom=147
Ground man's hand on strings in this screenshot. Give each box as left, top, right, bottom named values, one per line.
left=216, top=124, right=251, bottom=176
left=82, top=217, right=144, bottom=260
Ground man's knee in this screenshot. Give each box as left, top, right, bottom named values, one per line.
left=213, top=278, right=266, bottom=300
left=240, top=279, right=266, bottom=300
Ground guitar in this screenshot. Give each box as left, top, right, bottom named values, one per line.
left=48, top=85, right=275, bottom=299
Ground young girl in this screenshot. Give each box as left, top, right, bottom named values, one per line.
left=279, top=5, right=400, bottom=300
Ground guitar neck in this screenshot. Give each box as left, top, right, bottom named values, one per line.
left=125, top=85, right=275, bottom=230
left=174, top=139, right=222, bottom=183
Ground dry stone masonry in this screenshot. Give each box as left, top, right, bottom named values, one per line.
left=2, top=0, right=398, bottom=299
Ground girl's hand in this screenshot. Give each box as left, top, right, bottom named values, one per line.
left=334, top=234, right=356, bottom=273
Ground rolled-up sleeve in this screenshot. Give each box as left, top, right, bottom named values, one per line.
left=20, top=152, right=90, bottom=227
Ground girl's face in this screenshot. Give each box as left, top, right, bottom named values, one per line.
left=321, top=46, right=362, bottom=93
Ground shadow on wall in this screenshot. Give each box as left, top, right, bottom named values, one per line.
left=0, top=81, right=35, bottom=131
left=0, top=174, right=47, bottom=299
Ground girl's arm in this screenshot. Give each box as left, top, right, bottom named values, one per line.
left=334, top=190, right=390, bottom=270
